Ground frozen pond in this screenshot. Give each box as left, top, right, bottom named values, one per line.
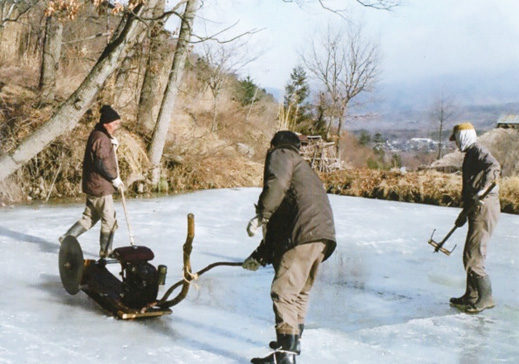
left=0, top=188, right=518, bottom=363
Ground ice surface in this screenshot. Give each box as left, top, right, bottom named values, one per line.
left=0, top=188, right=518, bottom=363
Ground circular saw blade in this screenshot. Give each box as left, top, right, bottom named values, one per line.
left=59, top=235, right=84, bottom=295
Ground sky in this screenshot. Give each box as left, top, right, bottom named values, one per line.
left=195, top=0, right=519, bottom=102
left=1, top=188, right=519, bottom=363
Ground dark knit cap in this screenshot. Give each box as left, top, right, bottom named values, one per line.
left=271, top=130, right=301, bottom=150
left=99, top=105, right=120, bottom=124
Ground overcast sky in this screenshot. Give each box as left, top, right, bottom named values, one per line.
left=195, top=0, right=519, bottom=98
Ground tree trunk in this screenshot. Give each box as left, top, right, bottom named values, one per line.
left=39, top=15, right=62, bottom=104
left=211, top=93, right=218, bottom=132
left=137, top=0, right=174, bottom=134
left=0, top=1, right=159, bottom=182
left=148, top=0, right=199, bottom=187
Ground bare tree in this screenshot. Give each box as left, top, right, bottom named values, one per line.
left=303, top=23, right=379, bottom=141
left=282, top=0, right=400, bottom=13
left=196, top=38, right=259, bottom=132
left=430, top=90, right=457, bottom=160
left=0, top=0, right=161, bottom=182
left=0, top=0, right=39, bottom=26
left=39, top=14, right=63, bottom=104
left=136, top=0, right=174, bottom=134
left=148, top=0, right=199, bottom=188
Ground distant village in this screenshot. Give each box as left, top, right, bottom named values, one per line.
left=366, top=113, right=519, bottom=154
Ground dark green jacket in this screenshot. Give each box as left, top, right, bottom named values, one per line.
left=252, top=144, right=336, bottom=264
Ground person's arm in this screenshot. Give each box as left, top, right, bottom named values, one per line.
left=256, top=149, right=294, bottom=220
left=91, top=137, right=117, bottom=182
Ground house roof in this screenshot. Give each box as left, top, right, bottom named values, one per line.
left=497, top=114, right=519, bottom=125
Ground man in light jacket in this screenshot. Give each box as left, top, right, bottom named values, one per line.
left=244, top=131, right=336, bottom=364
left=59, top=105, right=123, bottom=258
left=449, top=122, right=500, bottom=313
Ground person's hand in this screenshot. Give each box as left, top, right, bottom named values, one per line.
left=455, top=211, right=467, bottom=227
left=242, top=257, right=260, bottom=271
left=111, top=137, right=119, bottom=150
left=247, top=216, right=263, bottom=237
left=112, top=177, right=124, bottom=190
left=473, top=190, right=486, bottom=207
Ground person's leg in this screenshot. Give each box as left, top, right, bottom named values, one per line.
left=464, top=197, right=499, bottom=313
left=255, top=242, right=325, bottom=364
left=97, top=195, right=117, bottom=258
left=272, top=243, right=325, bottom=337
left=58, top=196, right=100, bottom=243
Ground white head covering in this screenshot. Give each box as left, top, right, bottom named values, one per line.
left=450, top=122, right=477, bottom=152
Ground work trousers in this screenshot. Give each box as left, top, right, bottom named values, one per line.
left=77, top=194, right=117, bottom=236
left=271, top=241, right=326, bottom=336
left=464, top=195, right=500, bottom=278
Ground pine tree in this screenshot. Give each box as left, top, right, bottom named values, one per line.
left=283, top=65, right=313, bottom=133
left=236, top=76, right=259, bottom=106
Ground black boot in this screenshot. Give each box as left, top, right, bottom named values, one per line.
left=59, top=222, right=87, bottom=243
left=450, top=273, right=478, bottom=308
left=269, top=324, right=303, bottom=354
left=465, top=275, right=495, bottom=313
left=251, top=333, right=297, bottom=364
left=99, top=231, right=115, bottom=259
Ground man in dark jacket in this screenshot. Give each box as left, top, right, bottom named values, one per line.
left=244, top=131, right=336, bottom=364
left=449, top=122, right=500, bottom=313
left=59, top=105, right=124, bottom=258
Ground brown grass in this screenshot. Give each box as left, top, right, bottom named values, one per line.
left=322, top=168, right=519, bottom=214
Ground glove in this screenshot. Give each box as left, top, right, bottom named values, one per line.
left=455, top=211, right=467, bottom=228
left=247, top=216, right=263, bottom=237
left=111, top=137, right=119, bottom=150
left=242, top=256, right=260, bottom=271
left=112, top=176, right=124, bottom=190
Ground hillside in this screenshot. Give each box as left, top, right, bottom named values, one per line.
left=1, top=3, right=518, bottom=214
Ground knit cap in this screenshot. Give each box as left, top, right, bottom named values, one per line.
left=100, top=105, right=120, bottom=124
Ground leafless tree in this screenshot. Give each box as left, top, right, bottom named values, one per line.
left=136, top=0, right=174, bottom=133
left=39, top=14, right=63, bottom=104
left=0, top=0, right=161, bottom=182
left=196, top=38, right=260, bottom=132
left=148, top=0, right=199, bottom=188
left=282, top=0, right=400, bottom=14
left=0, top=0, right=39, bottom=26
left=302, top=23, right=380, bottom=141
left=430, top=90, right=457, bottom=160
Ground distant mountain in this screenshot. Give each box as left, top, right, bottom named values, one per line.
left=348, top=70, right=519, bottom=135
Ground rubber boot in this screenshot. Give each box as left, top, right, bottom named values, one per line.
left=450, top=273, right=478, bottom=308
left=269, top=324, right=303, bottom=354
left=99, top=231, right=114, bottom=259
left=465, top=275, right=496, bottom=313
left=59, top=222, right=87, bottom=244
left=251, top=333, right=297, bottom=364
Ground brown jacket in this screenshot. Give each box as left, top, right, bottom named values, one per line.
left=253, top=145, right=336, bottom=264
left=82, top=124, right=117, bottom=197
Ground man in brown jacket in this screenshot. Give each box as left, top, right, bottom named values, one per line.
left=59, top=105, right=124, bottom=258
left=449, top=122, right=500, bottom=313
left=244, top=131, right=336, bottom=364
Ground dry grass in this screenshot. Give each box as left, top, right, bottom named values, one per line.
left=499, top=177, right=519, bottom=213
left=167, top=155, right=263, bottom=193
left=323, top=168, right=519, bottom=214
left=323, top=168, right=462, bottom=206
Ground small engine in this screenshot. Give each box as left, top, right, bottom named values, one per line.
left=121, top=260, right=159, bottom=308
left=111, top=246, right=161, bottom=309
